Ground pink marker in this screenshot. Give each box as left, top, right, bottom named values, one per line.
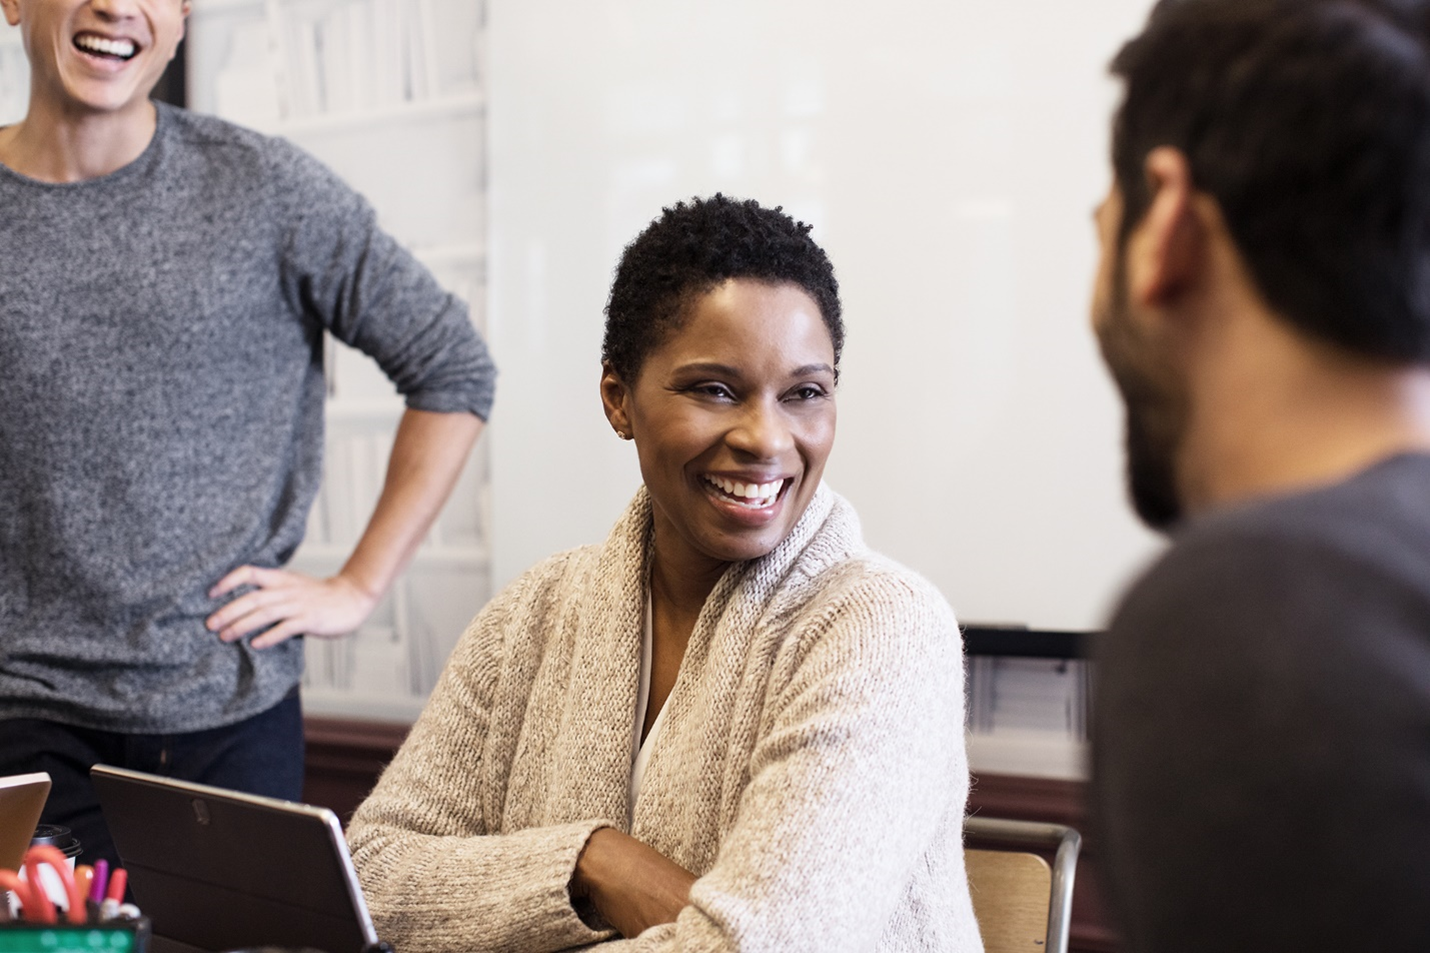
left=105, top=869, right=127, bottom=904
left=89, top=859, right=109, bottom=905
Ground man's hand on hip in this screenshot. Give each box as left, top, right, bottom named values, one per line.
left=206, top=566, right=379, bottom=649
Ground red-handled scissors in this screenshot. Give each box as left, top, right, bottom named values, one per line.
left=0, top=868, right=36, bottom=920
left=22, top=845, right=86, bottom=925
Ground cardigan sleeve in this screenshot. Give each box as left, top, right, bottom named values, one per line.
left=345, top=560, right=615, bottom=953
left=606, top=566, right=980, bottom=952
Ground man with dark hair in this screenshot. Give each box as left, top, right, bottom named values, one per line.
left=1091, top=0, right=1430, bottom=949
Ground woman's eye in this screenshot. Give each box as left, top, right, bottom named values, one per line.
left=788, top=384, right=827, bottom=401
left=692, top=383, right=736, bottom=400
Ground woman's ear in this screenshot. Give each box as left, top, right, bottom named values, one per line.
left=600, top=363, right=634, bottom=440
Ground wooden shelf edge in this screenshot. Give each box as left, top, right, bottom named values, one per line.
left=304, top=714, right=411, bottom=752
left=969, top=771, right=1089, bottom=828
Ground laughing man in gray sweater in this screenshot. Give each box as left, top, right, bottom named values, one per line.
left=0, top=0, right=494, bottom=867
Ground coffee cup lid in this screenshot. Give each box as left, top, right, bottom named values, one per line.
left=31, top=824, right=82, bottom=858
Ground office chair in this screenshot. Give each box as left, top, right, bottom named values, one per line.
left=964, top=815, right=1082, bottom=953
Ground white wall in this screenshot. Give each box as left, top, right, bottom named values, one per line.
left=487, top=0, right=1162, bottom=630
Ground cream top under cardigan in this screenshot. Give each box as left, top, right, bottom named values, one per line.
left=629, top=588, right=664, bottom=823
left=347, top=485, right=984, bottom=952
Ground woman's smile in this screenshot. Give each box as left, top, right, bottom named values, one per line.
left=700, top=473, right=792, bottom=524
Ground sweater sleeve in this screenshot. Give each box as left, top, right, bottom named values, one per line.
left=272, top=142, right=496, bottom=419
left=609, top=567, right=979, bottom=952
left=346, top=562, right=614, bottom=953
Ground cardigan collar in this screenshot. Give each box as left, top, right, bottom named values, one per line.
left=556, top=483, right=843, bottom=827
left=604, top=481, right=839, bottom=595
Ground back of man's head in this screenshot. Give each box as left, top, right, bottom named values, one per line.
left=1111, top=0, right=1430, bottom=361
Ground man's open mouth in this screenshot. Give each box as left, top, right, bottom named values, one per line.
left=74, top=34, right=138, bottom=61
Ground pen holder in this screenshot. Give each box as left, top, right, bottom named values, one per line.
left=0, top=915, right=150, bottom=952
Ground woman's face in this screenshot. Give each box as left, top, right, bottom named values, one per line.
left=602, top=278, right=838, bottom=578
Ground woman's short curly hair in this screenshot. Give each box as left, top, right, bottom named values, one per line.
left=602, top=194, right=843, bottom=382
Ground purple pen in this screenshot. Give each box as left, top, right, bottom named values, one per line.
left=89, top=858, right=109, bottom=905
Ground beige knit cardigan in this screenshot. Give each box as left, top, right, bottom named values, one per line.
left=347, top=485, right=983, bottom=952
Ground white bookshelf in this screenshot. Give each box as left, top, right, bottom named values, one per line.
left=188, top=0, right=489, bottom=720
left=276, top=90, right=482, bottom=137
left=0, top=27, right=27, bottom=127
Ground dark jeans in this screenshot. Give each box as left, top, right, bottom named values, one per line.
left=0, top=690, right=304, bottom=871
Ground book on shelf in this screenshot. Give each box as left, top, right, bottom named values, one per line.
left=275, top=0, right=456, bottom=120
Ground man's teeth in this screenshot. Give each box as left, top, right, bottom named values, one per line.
left=705, top=476, right=785, bottom=507
left=76, top=35, right=137, bottom=59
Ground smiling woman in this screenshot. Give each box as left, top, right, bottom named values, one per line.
left=602, top=280, right=838, bottom=583
left=346, top=195, right=984, bottom=952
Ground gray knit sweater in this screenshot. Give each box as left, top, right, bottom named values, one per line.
left=348, top=485, right=983, bottom=952
left=0, top=103, right=496, bottom=733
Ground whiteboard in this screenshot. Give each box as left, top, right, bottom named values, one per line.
left=486, top=0, right=1162, bottom=630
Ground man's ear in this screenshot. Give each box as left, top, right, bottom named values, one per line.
left=1128, top=146, right=1206, bottom=308
left=1, top=0, right=22, bottom=30
left=599, top=363, right=633, bottom=439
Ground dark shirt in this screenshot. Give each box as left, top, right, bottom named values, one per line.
left=1094, top=453, right=1430, bottom=952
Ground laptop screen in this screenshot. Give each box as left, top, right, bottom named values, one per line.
left=0, top=772, right=51, bottom=872
left=91, top=765, right=383, bottom=953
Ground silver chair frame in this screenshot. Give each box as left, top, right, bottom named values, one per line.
left=964, top=815, right=1083, bottom=953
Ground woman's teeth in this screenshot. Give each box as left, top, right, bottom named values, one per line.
left=705, top=475, right=785, bottom=508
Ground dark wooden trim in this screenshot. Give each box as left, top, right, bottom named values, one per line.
left=969, top=772, right=1092, bottom=830
left=305, top=715, right=411, bottom=751
left=302, top=716, right=410, bottom=825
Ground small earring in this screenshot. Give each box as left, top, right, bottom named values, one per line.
left=617, top=430, right=632, bottom=441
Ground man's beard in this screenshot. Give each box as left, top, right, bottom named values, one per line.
left=1095, top=261, right=1187, bottom=531
left=1120, top=386, right=1184, bottom=530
